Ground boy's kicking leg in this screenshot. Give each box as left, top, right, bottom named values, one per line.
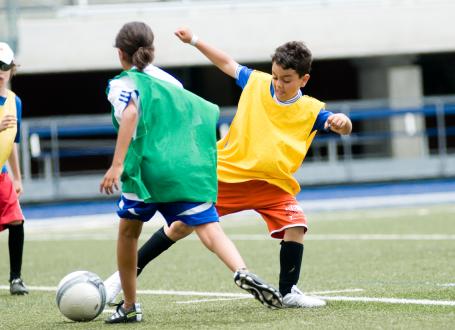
left=105, top=203, right=283, bottom=309
left=192, top=221, right=282, bottom=308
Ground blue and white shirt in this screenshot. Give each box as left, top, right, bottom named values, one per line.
left=235, top=65, right=332, bottom=132
left=107, top=64, right=183, bottom=134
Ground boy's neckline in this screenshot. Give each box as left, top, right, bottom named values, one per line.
left=269, top=82, right=302, bottom=106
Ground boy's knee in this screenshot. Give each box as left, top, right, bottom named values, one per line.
left=194, top=222, right=223, bottom=252
left=7, top=220, right=23, bottom=226
left=119, top=228, right=139, bottom=240
left=166, top=221, right=193, bottom=241
left=283, top=226, right=306, bottom=243
left=119, top=219, right=142, bottom=239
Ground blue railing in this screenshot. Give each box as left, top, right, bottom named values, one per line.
left=20, top=96, right=455, bottom=182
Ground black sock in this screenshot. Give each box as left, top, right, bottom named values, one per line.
left=279, top=240, right=304, bottom=296
left=7, top=223, right=24, bottom=282
left=137, top=227, right=175, bottom=276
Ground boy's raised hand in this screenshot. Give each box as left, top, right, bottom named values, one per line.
left=174, top=27, right=193, bottom=44
left=174, top=27, right=238, bottom=78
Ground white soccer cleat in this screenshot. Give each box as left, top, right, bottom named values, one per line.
left=104, top=271, right=122, bottom=306
left=283, top=285, right=326, bottom=308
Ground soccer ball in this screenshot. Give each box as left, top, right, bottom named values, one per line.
left=56, top=270, right=106, bottom=322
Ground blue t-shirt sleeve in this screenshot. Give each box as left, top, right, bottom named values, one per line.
left=312, top=108, right=333, bottom=132
left=235, top=65, right=254, bottom=89
left=15, top=96, right=22, bottom=142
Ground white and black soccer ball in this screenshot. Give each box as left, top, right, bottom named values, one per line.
left=56, top=270, right=106, bottom=322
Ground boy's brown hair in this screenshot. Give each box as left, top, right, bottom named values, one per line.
left=271, top=41, right=312, bottom=77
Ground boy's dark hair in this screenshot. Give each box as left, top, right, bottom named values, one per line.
left=115, top=21, right=155, bottom=71
left=271, top=41, right=312, bottom=77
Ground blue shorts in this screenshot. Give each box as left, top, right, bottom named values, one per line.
left=116, top=193, right=219, bottom=227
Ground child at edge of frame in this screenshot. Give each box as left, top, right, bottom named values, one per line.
left=0, top=41, right=29, bottom=296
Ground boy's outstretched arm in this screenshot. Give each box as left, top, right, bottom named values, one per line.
left=175, top=27, right=238, bottom=79
left=100, top=101, right=138, bottom=195
left=324, top=113, right=352, bottom=135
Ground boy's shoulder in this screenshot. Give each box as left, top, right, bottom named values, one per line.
left=302, top=94, right=323, bottom=103
left=123, top=69, right=181, bottom=92
left=301, top=95, right=326, bottom=111
left=5, top=89, right=16, bottom=99
left=241, top=70, right=271, bottom=88
left=250, top=70, right=271, bottom=80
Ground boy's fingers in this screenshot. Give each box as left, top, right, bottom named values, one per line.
left=175, top=30, right=185, bottom=38
left=100, top=178, right=110, bottom=194
left=324, top=121, right=330, bottom=130
left=99, top=181, right=106, bottom=194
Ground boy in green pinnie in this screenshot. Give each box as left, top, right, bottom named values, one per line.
left=100, top=22, right=282, bottom=324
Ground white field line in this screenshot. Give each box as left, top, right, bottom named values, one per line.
left=316, top=295, right=455, bottom=306
left=176, top=297, right=249, bottom=304
left=309, top=288, right=364, bottom=294
left=8, top=233, right=455, bottom=242
left=0, top=286, right=249, bottom=298
left=137, top=289, right=249, bottom=297
left=307, top=234, right=455, bottom=240
left=0, top=286, right=363, bottom=296
left=175, top=289, right=365, bottom=304
left=175, top=296, right=455, bottom=307
left=0, top=285, right=56, bottom=291
left=2, top=286, right=454, bottom=307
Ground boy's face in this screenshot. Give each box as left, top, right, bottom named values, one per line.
left=271, top=62, right=310, bottom=102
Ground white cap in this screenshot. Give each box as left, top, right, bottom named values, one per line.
left=0, top=42, right=14, bottom=65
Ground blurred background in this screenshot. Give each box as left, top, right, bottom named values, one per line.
left=1, top=0, right=455, bottom=203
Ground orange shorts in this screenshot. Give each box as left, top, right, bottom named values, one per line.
left=0, top=173, right=24, bottom=232
left=216, top=180, right=307, bottom=239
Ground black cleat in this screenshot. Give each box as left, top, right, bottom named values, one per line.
left=10, top=278, right=29, bottom=295
left=105, top=300, right=143, bottom=324
left=234, top=270, right=283, bottom=309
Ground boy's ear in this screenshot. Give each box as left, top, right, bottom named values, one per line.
left=300, top=74, right=310, bottom=88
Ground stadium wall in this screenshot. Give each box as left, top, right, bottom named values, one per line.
left=11, top=0, right=455, bottom=73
